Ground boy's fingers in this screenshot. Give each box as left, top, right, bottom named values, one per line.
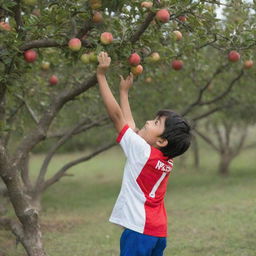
left=119, top=75, right=124, bottom=81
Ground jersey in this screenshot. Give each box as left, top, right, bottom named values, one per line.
left=109, top=125, right=173, bottom=237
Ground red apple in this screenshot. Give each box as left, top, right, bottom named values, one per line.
left=49, top=75, right=58, bottom=85
left=173, top=30, right=182, bottom=40
left=178, top=16, right=187, bottom=22
left=131, top=65, right=143, bottom=76
left=24, top=50, right=37, bottom=63
left=41, top=61, right=50, bottom=70
left=92, top=11, right=103, bottom=23
left=244, top=60, right=253, bottom=69
left=155, top=9, right=170, bottom=23
left=228, top=50, right=240, bottom=62
left=172, top=60, right=183, bottom=70
left=128, top=53, right=141, bottom=66
left=68, top=38, right=82, bottom=52
left=141, top=1, right=153, bottom=8
left=100, top=32, right=113, bottom=45
left=0, top=22, right=11, bottom=31
left=150, top=52, right=160, bottom=62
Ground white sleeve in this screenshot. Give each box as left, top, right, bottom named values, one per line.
left=116, top=125, right=151, bottom=165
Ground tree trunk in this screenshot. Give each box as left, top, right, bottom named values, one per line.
left=218, top=153, right=232, bottom=176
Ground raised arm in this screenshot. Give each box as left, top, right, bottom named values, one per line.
left=96, top=52, right=126, bottom=133
left=119, top=73, right=137, bottom=131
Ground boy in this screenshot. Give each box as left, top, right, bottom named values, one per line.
left=97, top=52, right=191, bottom=256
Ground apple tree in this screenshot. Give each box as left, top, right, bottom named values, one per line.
left=0, top=0, right=256, bottom=255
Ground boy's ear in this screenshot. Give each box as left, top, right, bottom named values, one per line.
left=156, top=138, right=168, bottom=148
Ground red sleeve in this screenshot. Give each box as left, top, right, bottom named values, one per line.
left=116, top=124, right=129, bottom=143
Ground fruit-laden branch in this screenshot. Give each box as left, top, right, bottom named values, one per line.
left=35, top=116, right=109, bottom=189
left=199, top=70, right=244, bottom=105
left=42, top=142, right=116, bottom=192
left=47, top=116, right=109, bottom=138
left=12, top=74, right=97, bottom=168
left=130, top=11, right=156, bottom=44
left=193, top=128, right=220, bottom=152
left=181, top=63, right=230, bottom=116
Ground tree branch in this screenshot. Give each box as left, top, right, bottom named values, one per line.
left=181, top=63, right=229, bottom=116
left=42, top=142, right=116, bottom=191
left=35, top=116, right=108, bottom=188
left=199, top=70, right=244, bottom=105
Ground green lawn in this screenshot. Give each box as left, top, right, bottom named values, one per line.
left=1, top=146, right=256, bottom=256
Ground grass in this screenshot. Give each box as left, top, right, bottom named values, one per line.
left=1, top=146, right=256, bottom=256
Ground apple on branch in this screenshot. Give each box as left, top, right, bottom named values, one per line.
left=128, top=53, right=141, bottom=66
left=173, top=30, right=182, bottom=41
left=172, top=60, right=183, bottom=70
left=141, top=2, right=153, bottom=9
left=68, top=38, right=82, bottom=52
left=80, top=53, right=90, bottom=64
left=24, top=50, right=37, bottom=63
left=244, top=60, right=253, bottom=69
left=49, top=75, right=58, bottom=85
left=100, top=32, right=113, bottom=45
left=148, top=52, right=160, bottom=63
left=178, top=16, right=187, bottom=22
left=41, top=61, right=50, bottom=70
left=228, top=50, right=240, bottom=62
left=155, top=9, right=170, bottom=23
left=0, top=22, right=11, bottom=31
left=131, top=65, right=143, bottom=76
left=92, top=11, right=103, bottom=23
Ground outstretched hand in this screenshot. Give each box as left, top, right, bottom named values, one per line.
left=97, top=52, right=111, bottom=74
left=119, top=73, right=134, bottom=92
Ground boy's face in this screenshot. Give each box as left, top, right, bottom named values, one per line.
left=138, top=116, right=167, bottom=148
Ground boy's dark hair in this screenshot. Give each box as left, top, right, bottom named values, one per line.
left=157, top=109, right=191, bottom=159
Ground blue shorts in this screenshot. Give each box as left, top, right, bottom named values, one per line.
left=120, top=229, right=167, bottom=256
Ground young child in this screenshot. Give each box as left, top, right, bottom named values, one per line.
left=96, top=52, right=191, bottom=256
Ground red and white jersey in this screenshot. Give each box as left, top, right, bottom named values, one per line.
left=109, top=125, right=173, bottom=237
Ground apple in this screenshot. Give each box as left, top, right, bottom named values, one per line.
left=244, top=60, right=253, bottom=69
left=100, top=32, right=113, bottom=45
left=32, top=8, right=41, bottom=17
left=89, top=0, right=102, bottom=9
left=150, top=52, right=160, bottom=62
left=155, top=9, right=170, bottom=23
left=171, top=60, right=183, bottom=70
left=24, top=50, right=37, bottom=63
left=228, top=50, right=240, bottom=62
left=89, top=52, right=98, bottom=63
left=173, top=30, right=182, bottom=40
left=80, top=53, right=90, bottom=64
left=141, top=1, right=153, bottom=8
left=178, top=16, right=187, bottom=22
left=68, top=38, right=82, bottom=51
left=145, top=77, right=152, bottom=83
left=23, top=0, right=37, bottom=6
left=131, top=65, right=143, bottom=76
left=92, top=11, right=103, bottom=23
left=0, top=22, right=11, bottom=31
left=41, top=61, right=50, bottom=70
left=49, top=75, right=58, bottom=85
left=128, top=53, right=141, bottom=66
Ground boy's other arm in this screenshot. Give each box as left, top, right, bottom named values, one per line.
left=96, top=52, right=126, bottom=133
left=119, top=73, right=136, bottom=131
